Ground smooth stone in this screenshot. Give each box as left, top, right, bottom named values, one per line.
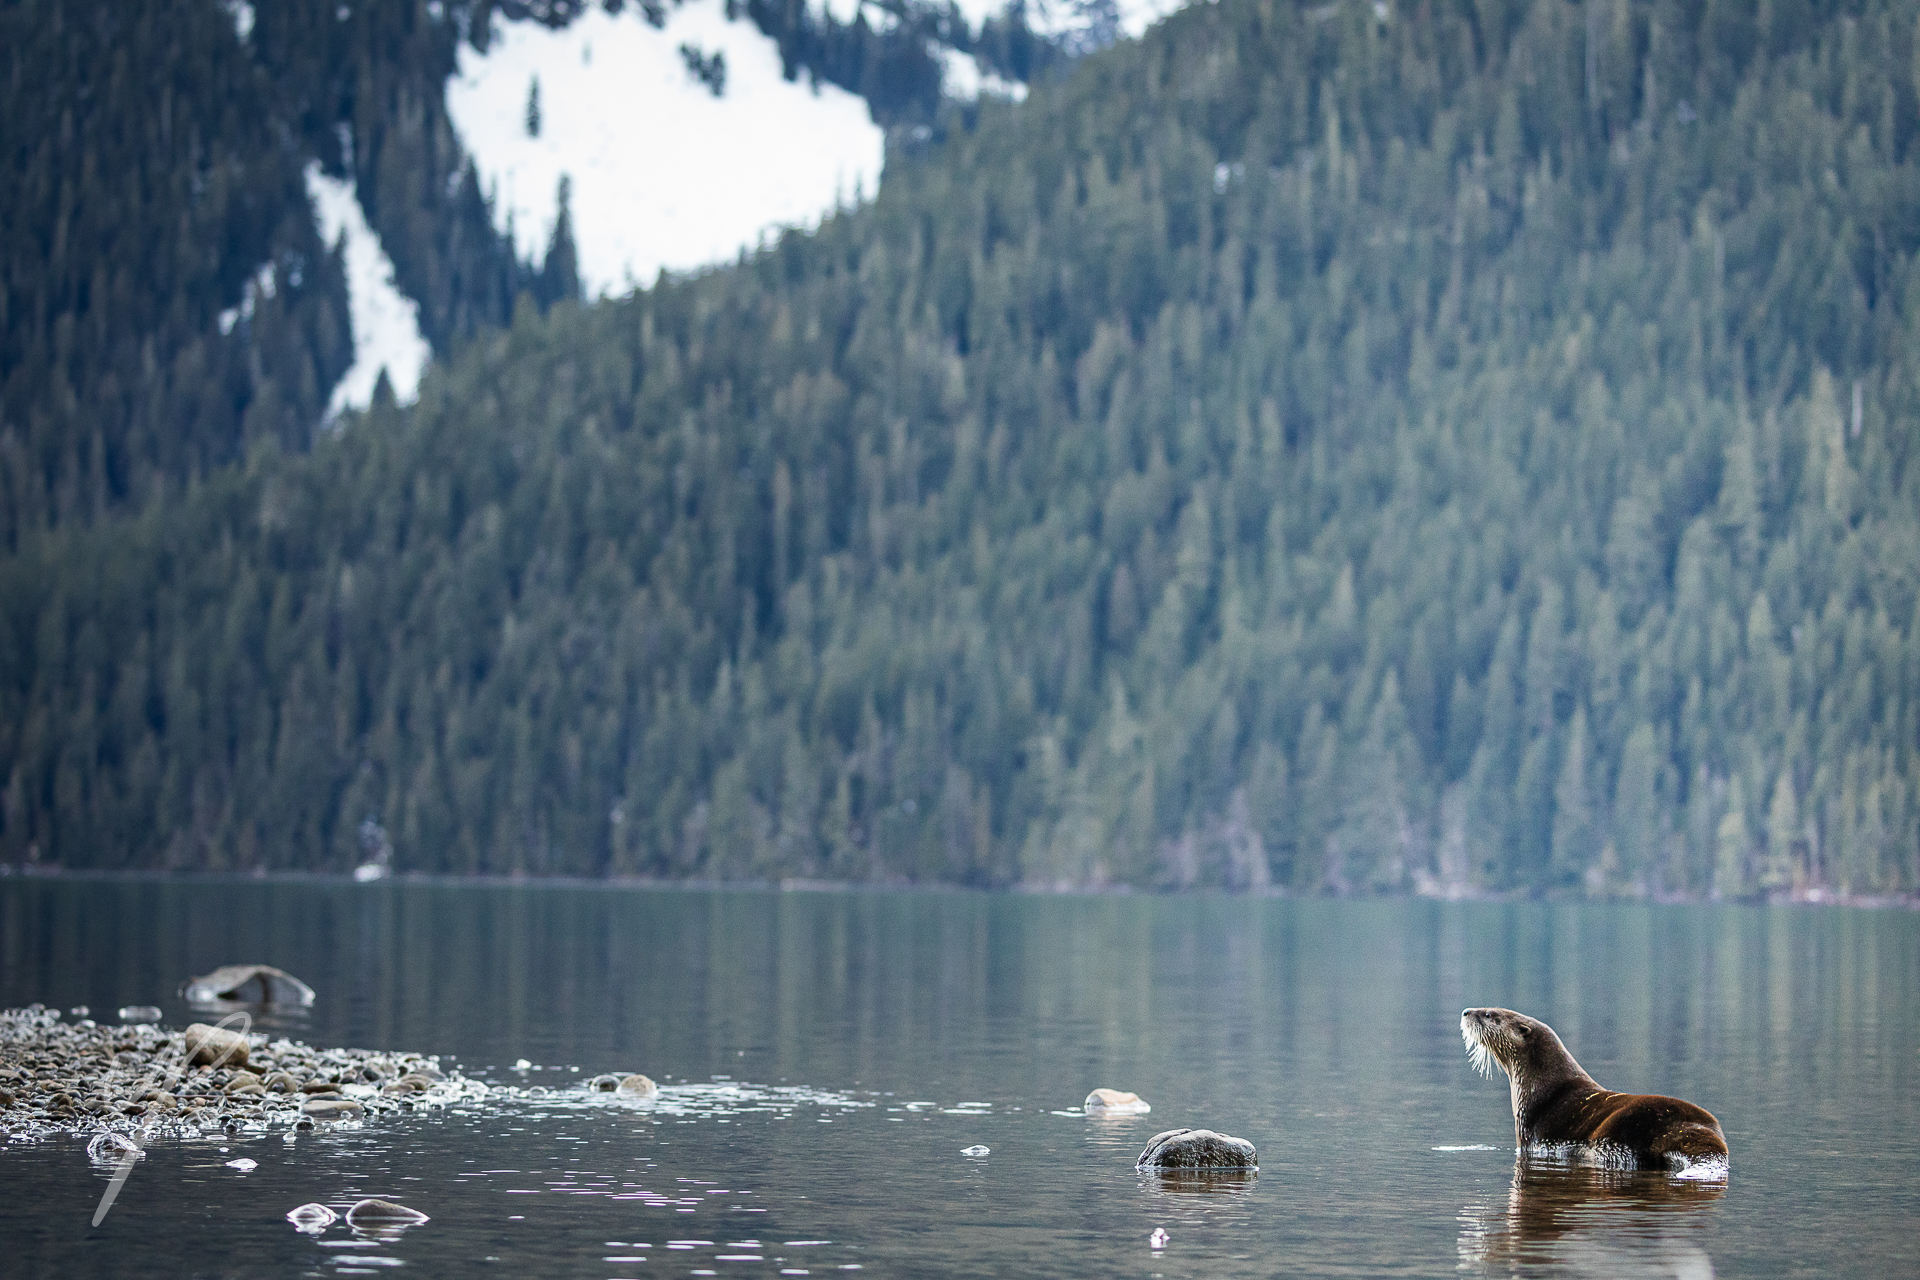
left=301, top=1078, right=341, bottom=1093
left=616, top=1073, right=657, bottom=1098
left=345, top=1198, right=430, bottom=1234
left=1135, top=1127, right=1258, bottom=1171
left=1085, top=1087, right=1152, bottom=1114
left=224, top=1071, right=263, bottom=1093
left=182, top=965, right=316, bottom=1007
left=302, top=1098, right=364, bottom=1120
left=262, top=1071, right=301, bottom=1093
left=287, top=1202, right=338, bottom=1232
left=183, top=1024, right=250, bottom=1069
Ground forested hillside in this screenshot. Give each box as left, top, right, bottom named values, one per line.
left=0, top=0, right=589, bottom=549
left=0, top=0, right=354, bottom=546
left=4, top=0, right=1916, bottom=898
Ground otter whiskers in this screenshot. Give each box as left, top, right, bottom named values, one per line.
left=1461, top=1019, right=1495, bottom=1078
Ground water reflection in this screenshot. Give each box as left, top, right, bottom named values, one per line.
left=1139, top=1168, right=1258, bottom=1197
left=1458, top=1160, right=1724, bottom=1278
left=0, top=883, right=1909, bottom=1279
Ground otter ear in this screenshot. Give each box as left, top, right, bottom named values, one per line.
left=1516, top=1026, right=1529, bottom=1037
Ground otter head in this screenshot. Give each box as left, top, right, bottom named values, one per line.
left=1461, top=1008, right=1592, bottom=1113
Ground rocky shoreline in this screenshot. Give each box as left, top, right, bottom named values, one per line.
left=0, top=1005, right=486, bottom=1142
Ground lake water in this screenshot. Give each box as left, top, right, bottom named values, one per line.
left=0, top=880, right=1915, bottom=1278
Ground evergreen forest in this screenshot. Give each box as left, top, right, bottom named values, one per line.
left=2, top=0, right=1917, bottom=898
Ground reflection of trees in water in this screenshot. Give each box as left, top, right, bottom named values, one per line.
left=1458, top=1160, right=1724, bottom=1278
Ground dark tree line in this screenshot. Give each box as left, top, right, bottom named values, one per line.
left=2, top=0, right=1917, bottom=899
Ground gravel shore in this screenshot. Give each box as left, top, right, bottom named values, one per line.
left=0, top=1005, right=485, bottom=1142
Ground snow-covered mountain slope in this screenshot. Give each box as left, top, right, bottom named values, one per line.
left=447, top=1, right=884, bottom=296
left=305, top=164, right=432, bottom=414
left=981, top=0, right=1191, bottom=47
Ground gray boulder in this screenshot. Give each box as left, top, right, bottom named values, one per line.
left=617, top=1073, right=657, bottom=1098
left=183, top=965, right=315, bottom=1007
left=1135, top=1128, right=1258, bottom=1171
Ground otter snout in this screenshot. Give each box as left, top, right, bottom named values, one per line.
left=1460, top=1007, right=1510, bottom=1078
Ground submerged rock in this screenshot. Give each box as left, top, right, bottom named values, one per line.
left=1085, top=1088, right=1152, bottom=1114
left=183, top=964, right=316, bottom=1007
left=287, top=1202, right=338, bottom=1233
left=87, top=1130, right=142, bottom=1164
left=1135, top=1128, right=1258, bottom=1171
left=585, top=1072, right=658, bottom=1098
left=345, top=1197, right=430, bottom=1237
left=302, top=1098, right=365, bottom=1121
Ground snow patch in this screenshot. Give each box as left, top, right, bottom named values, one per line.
left=997, top=0, right=1189, bottom=46
left=224, top=0, right=255, bottom=42
left=218, top=262, right=277, bottom=336
left=304, top=163, right=432, bottom=416
left=937, top=44, right=1027, bottom=101
left=447, top=1, right=884, bottom=296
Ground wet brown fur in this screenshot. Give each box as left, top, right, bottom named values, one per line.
left=1461, top=1007, right=1728, bottom=1172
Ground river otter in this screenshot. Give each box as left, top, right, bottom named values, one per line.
left=1460, top=1007, right=1728, bottom=1175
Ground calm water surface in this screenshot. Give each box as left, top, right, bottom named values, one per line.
left=0, top=880, right=1914, bottom=1278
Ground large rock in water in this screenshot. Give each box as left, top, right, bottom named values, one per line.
left=183, top=964, right=315, bottom=1006
left=1135, top=1128, right=1258, bottom=1171
left=1084, top=1087, right=1151, bottom=1114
